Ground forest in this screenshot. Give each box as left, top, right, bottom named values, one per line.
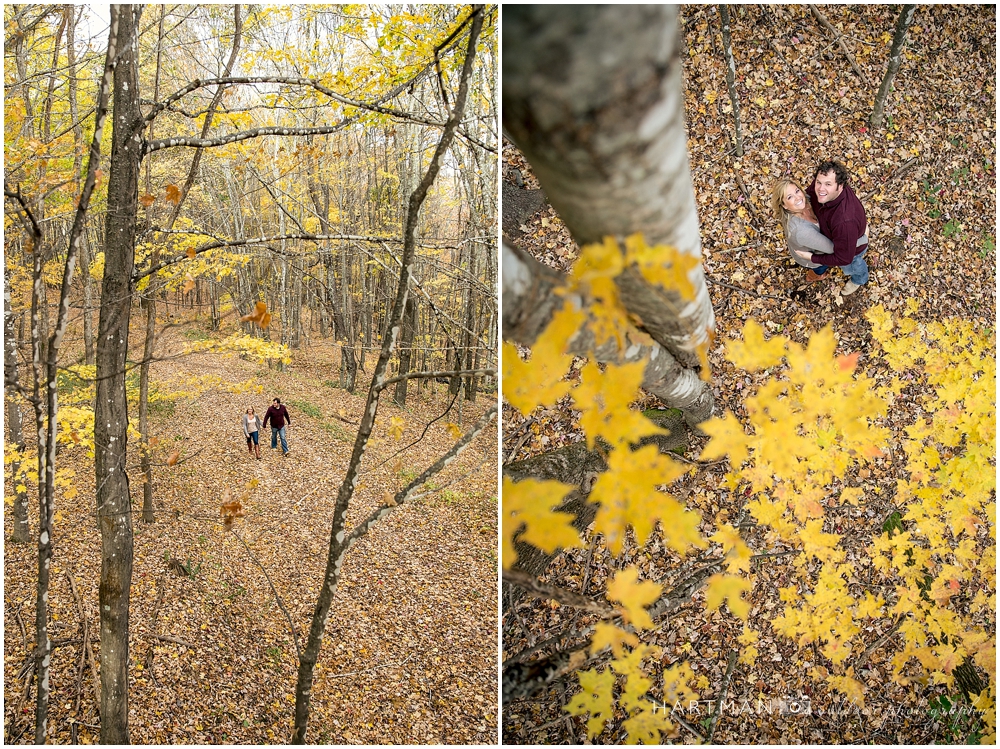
left=4, top=3, right=497, bottom=744
left=502, top=5, right=994, bottom=745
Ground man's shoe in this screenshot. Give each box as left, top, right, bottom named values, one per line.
left=805, top=269, right=831, bottom=283
left=842, top=281, right=862, bottom=296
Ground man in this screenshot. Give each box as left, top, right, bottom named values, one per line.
left=263, top=397, right=291, bottom=456
left=792, top=160, right=870, bottom=296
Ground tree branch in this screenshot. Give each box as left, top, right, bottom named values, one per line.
left=502, top=569, right=613, bottom=615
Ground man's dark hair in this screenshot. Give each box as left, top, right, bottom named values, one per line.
left=273, top=398, right=280, bottom=404
left=814, top=160, right=849, bottom=186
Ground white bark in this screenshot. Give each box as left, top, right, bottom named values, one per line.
left=503, top=5, right=715, bottom=420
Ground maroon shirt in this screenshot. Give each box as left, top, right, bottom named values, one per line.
left=805, top=180, right=868, bottom=266
left=263, top=404, right=291, bottom=429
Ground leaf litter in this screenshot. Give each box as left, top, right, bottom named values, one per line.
left=4, top=325, right=498, bottom=744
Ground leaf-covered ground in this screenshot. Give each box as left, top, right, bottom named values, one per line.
left=503, top=4, right=994, bottom=744
left=5, top=321, right=498, bottom=744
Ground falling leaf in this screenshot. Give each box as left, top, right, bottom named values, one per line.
left=445, top=422, right=463, bottom=440
left=388, top=416, right=405, bottom=441
left=139, top=193, right=156, bottom=207
left=165, top=184, right=182, bottom=205
left=167, top=451, right=179, bottom=466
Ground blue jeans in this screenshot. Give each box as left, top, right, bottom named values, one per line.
left=812, top=250, right=869, bottom=285
left=271, top=426, right=288, bottom=452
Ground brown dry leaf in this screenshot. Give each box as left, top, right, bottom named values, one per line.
left=139, top=193, right=156, bottom=207
left=166, top=451, right=179, bottom=466
left=165, top=184, right=182, bottom=205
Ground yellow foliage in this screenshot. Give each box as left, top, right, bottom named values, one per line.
left=501, top=303, right=584, bottom=415
left=606, top=568, right=661, bottom=630
left=502, top=477, right=579, bottom=569
left=589, top=444, right=701, bottom=556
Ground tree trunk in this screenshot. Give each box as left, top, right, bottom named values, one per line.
left=292, top=11, right=483, bottom=742
left=719, top=5, right=744, bottom=157
left=503, top=5, right=714, bottom=424
left=4, top=271, right=30, bottom=543
left=94, top=7, right=140, bottom=742
left=139, top=4, right=166, bottom=526
left=393, top=296, right=418, bottom=406
left=65, top=6, right=96, bottom=365
left=870, top=4, right=917, bottom=128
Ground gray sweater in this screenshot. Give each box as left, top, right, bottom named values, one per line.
left=786, top=214, right=868, bottom=269
left=242, top=413, right=262, bottom=437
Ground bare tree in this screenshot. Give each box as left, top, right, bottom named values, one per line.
left=870, top=5, right=918, bottom=128
left=719, top=5, right=744, bottom=157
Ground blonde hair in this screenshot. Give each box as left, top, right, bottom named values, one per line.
left=770, top=177, right=800, bottom=236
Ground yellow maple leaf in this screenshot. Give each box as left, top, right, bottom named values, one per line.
left=502, top=476, right=580, bottom=569
left=501, top=304, right=584, bottom=415
left=827, top=666, right=865, bottom=707
left=572, top=360, right=666, bottom=449
left=699, top=411, right=750, bottom=466
left=564, top=667, right=616, bottom=739
left=588, top=444, right=701, bottom=555
left=590, top=621, right=639, bottom=657
left=606, top=568, right=662, bottom=630
left=854, top=591, right=884, bottom=619
left=623, top=233, right=701, bottom=302
left=621, top=703, right=674, bottom=745
left=387, top=416, right=405, bottom=440
left=704, top=573, right=752, bottom=620
left=711, top=523, right=754, bottom=574
left=445, top=422, right=463, bottom=440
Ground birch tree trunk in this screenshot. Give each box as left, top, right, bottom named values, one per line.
left=94, top=7, right=140, bottom=742
left=870, top=5, right=917, bottom=128
left=719, top=5, right=744, bottom=157
left=4, top=271, right=31, bottom=543
left=503, top=5, right=714, bottom=424
left=65, top=6, right=96, bottom=365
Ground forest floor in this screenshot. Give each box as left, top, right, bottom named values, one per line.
left=4, top=316, right=498, bottom=744
left=502, top=4, right=994, bottom=745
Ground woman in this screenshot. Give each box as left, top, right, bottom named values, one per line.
left=770, top=177, right=834, bottom=283
left=242, top=406, right=262, bottom=459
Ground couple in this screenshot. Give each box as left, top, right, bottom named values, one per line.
left=242, top=398, right=292, bottom=459
left=772, top=160, right=869, bottom=296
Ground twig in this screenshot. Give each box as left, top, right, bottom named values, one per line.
left=672, top=712, right=706, bottom=742
left=705, top=276, right=792, bottom=303
left=231, top=529, right=302, bottom=660
left=142, top=571, right=168, bottom=681
left=65, top=567, right=100, bottom=718
left=503, top=568, right=614, bottom=616
left=732, top=171, right=764, bottom=226
left=707, top=650, right=739, bottom=741
left=856, top=614, right=905, bottom=670
left=862, top=157, right=919, bottom=201
left=151, top=633, right=196, bottom=648
left=808, top=5, right=868, bottom=83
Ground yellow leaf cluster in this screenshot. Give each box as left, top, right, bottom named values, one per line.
left=501, top=303, right=583, bottom=415
left=501, top=477, right=579, bottom=569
